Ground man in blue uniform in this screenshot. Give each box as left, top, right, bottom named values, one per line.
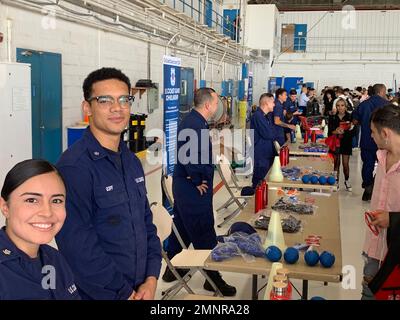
left=352, top=83, right=388, bottom=201
left=250, top=93, right=277, bottom=188
left=284, top=89, right=301, bottom=121
left=162, top=88, right=236, bottom=296
left=56, top=68, right=161, bottom=300
left=274, top=88, right=296, bottom=147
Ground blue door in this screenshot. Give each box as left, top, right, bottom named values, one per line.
left=204, top=0, right=213, bottom=28
left=294, top=24, right=307, bottom=51
left=223, top=9, right=239, bottom=40
left=17, top=49, right=62, bottom=164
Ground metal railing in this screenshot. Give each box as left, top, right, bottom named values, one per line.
left=160, top=0, right=240, bottom=42
left=279, top=36, right=400, bottom=54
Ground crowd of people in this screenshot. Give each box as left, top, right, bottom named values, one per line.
left=1, top=67, right=400, bottom=300
left=250, top=83, right=400, bottom=300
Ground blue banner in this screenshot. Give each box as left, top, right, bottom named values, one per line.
left=163, top=55, right=181, bottom=176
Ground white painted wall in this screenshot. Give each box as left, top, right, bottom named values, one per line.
left=0, top=3, right=238, bottom=151
left=272, top=56, right=399, bottom=92
left=244, top=4, right=279, bottom=50
left=272, top=10, right=400, bottom=91
left=251, top=62, right=269, bottom=103
left=278, top=10, right=400, bottom=40
left=277, top=10, right=400, bottom=53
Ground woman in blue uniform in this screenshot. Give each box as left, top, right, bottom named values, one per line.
left=0, top=159, right=80, bottom=300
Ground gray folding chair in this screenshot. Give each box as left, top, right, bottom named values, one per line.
left=151, top=202, right=223, bottom=299
left=215, top=154, right=253, bottom=227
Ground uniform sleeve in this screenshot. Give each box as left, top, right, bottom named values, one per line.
left=352, top=104, right=360, bottom=121
left=55, top=166, right=133, bottom=300
left=273, top=104, right=283, bottom=119
left=180, top=126, right=212, bottom=186
left=143, top=198, right=162, bottom=278
left=252, top=112, right=275, bottom=140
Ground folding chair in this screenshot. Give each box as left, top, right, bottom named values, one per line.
left=151, top=202, right=223, bottom=299
left=220, top=153, right=249, bottom=189
left=161, top=174, right=175, bottom=206
left=215, top=154, right=253, bottom=227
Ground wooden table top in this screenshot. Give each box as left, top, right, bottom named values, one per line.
left=205, top=189, right=342, bottom=283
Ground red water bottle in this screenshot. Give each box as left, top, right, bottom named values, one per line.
left=279, top=147, right=286, bottom=167
left=264, top=180, right=268, bottom=208
left=311, top=130, right=317, bottom=143
left=304, top=130, right=309, bottom=143
left=261, top=180, right=268, bottom=208
left=255, top=184, right=263, bottom=213
left=285, top=146, right=290, bottom=165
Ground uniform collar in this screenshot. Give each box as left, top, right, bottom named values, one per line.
left=0, top=228, right=52, bottom=264
left=370, top=95, right=388, bottom=105
left=0, top=228, right=29, bottom=263
left=192, top=109, right=209, bottom=128
left=83, top=127, right=127, bottom=161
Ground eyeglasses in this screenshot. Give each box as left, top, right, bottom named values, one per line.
left=87, top=95, right=134, bottom=109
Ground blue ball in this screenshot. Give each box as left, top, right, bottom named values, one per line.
left=305, top=250, right=320, bottom=266
left=319, top=251, right=335, bottom=268
left=318, top=176, right=327, bottom=185
left=302, top=175, right=310, bottom=184
left=327, top=176, right=336, bottom=185
left=310, top=175, right=319, bottom=184
left=284, top=247, right=299, bottom=264
left=310, top=296, right=326, bottom=300
left=265, top=245, right=282, bottom=262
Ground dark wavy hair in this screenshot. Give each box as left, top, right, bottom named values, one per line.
left=82, top=67, right=131, bottom=101
left=371, top=104, right=400, bottom=135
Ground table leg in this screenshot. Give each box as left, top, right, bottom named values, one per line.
left=302, top=280, right=308, bottom=300
left=252, top=275, right=258, bottom=300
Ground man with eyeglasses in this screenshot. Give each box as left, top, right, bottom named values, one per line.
left=55, top=67, right=161, bottom=300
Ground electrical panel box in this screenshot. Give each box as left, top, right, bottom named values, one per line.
left=0, top=62, right=32, bottom=225
left=147, top=83, right=159, bottom=114
left=221, top=80, right=234, bottom=97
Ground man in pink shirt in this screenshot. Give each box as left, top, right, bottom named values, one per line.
left=361, top=103, right=400, bottom=299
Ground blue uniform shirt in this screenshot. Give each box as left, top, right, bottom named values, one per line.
left=56, top=128, right=161, bottom=300
left=352, top=95, right=388, bottom=150
left=173, top=109, right=214, bottom=190
left=284, top=98, right=298, bottom=114
left=284, top=98, right=299, bottom=125
left=273, top=99, right=286, bottom=145
left=0, top=228, right=80, bottom=300
left=250, top=108, right=277, bottom=166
